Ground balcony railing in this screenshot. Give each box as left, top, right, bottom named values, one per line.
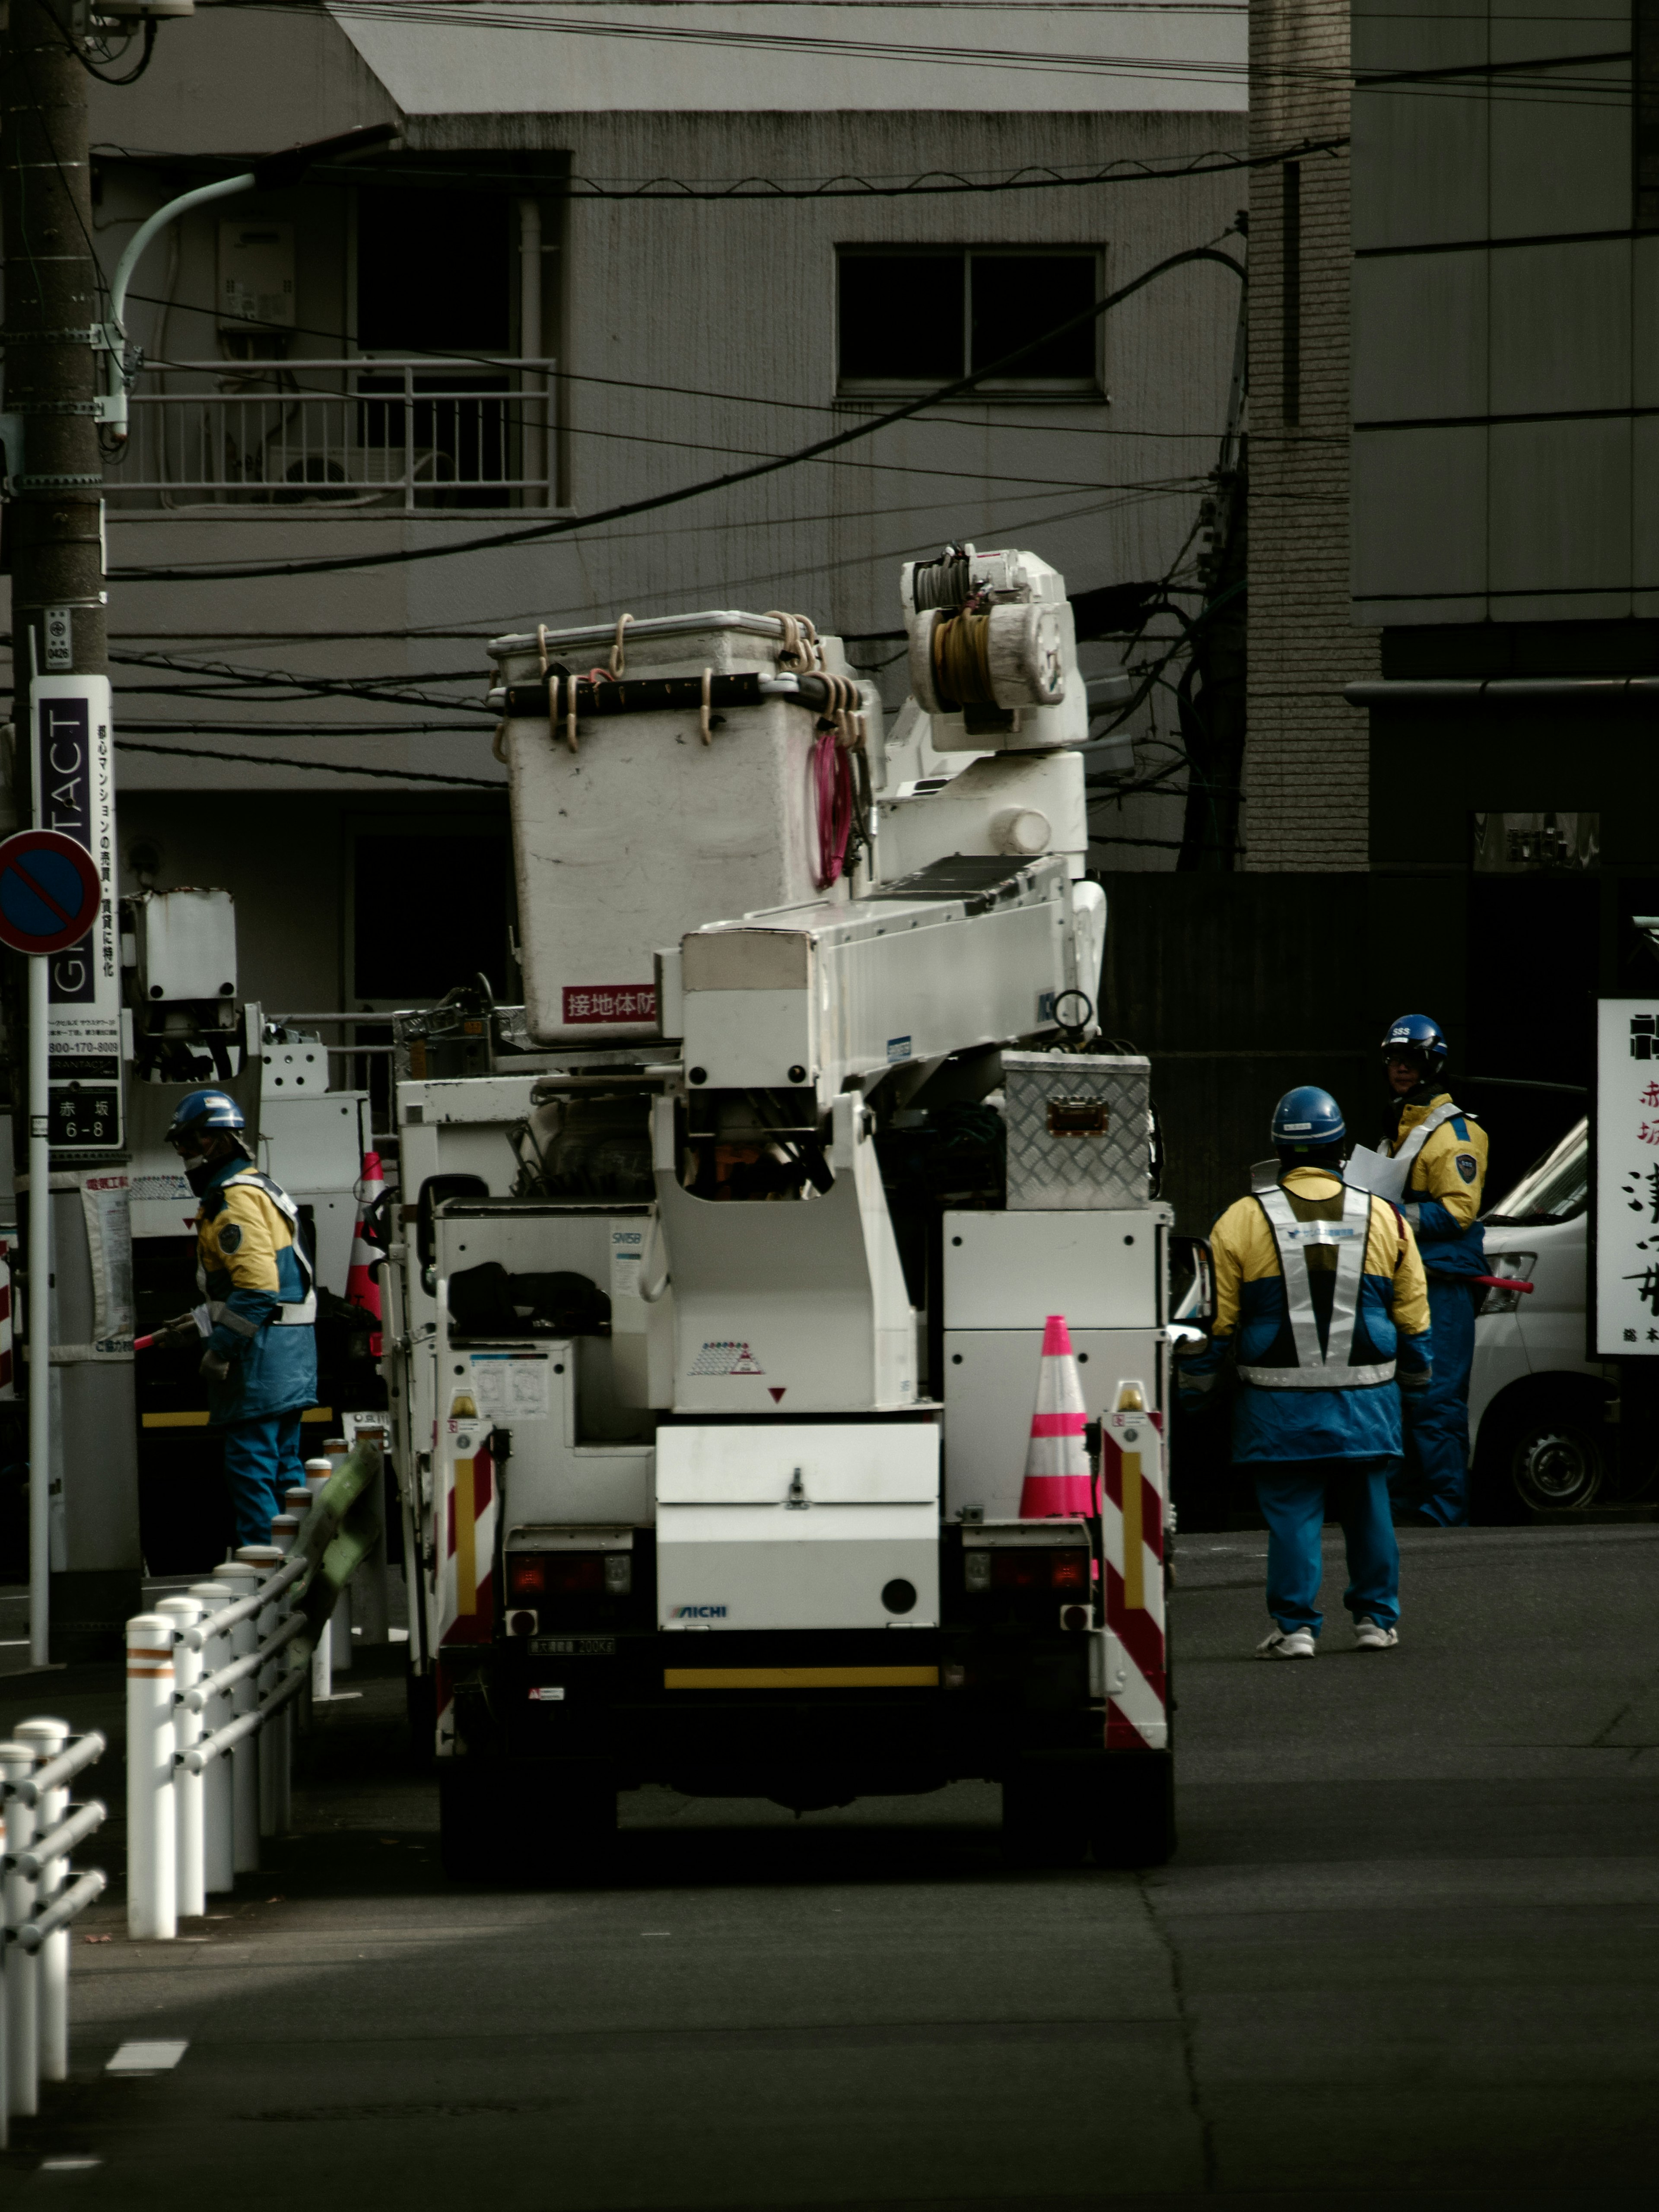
left=105, top=357, right=558, bottom=513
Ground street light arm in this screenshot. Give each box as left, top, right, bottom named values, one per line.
left=109, top=170, right=254, bottom=337
left=100, top=122, right=400, bottom=438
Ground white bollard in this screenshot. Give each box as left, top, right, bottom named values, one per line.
left=0, top=1738, right=38, bottom=2115
left=188, top=1584, right=235, bottom=1895
left=237, top=1546, right=286, bottom=1840
left=13, top=1718, right=70, bottom=2083
left=268, top=1516, right=302, bottom=1829
left=125, top=1615, right=177, bottom=1941
left=155, top=1599, right=204, bottom=1920
left=213, top=1565, right=261, bottom=1874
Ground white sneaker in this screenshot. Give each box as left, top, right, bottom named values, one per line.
left=1354, top=1618, right=1398, bottom=1651
left=1256, top=1626, right=1316, bottom=1659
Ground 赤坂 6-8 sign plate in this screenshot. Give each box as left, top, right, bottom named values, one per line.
left=0, top=830, right=103, bottom=956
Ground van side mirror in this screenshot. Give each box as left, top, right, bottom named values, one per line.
left=1169, top=1234, right=1216, bottom=1328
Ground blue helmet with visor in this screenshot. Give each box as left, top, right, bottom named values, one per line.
left=1380, top=1012, right=1447, bottom=1074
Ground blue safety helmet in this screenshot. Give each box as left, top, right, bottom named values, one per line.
left=1380, top=1012, right=1447, bottom=1073
left=165, top=1089, right=247, bottom=1149
left=1271, top=1085, right=1347, bottom=1154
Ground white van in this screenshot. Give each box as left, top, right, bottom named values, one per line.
left=1470, top=1119, right=1637, bottom=1515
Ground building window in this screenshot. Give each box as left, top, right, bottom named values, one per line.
left=356, top=188, right=511, bottom=354
left=837, top=249, right=1102, bottom=395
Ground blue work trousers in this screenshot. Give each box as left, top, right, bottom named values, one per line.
left=220, top=1409, right=306, bottom=1549
left=1254, top=1457, right=1401, bottom=1635
left=1395, top=1275, right=1476, bottom=1527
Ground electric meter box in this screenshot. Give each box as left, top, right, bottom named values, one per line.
left=132, top=887, right=238, bottom=1005
left=217, top=222, right=296, bottom=331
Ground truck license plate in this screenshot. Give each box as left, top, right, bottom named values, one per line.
left=531, top=1635, right=616, bottom=1657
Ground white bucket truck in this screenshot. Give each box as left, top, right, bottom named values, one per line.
left=382, top=550, right=1178, bottom=1874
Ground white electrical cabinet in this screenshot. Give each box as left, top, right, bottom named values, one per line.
left=132, top=888, right=237, bottom=1005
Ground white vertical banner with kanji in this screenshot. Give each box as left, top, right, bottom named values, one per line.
left=1594, top=999, right=1659, bottom=1355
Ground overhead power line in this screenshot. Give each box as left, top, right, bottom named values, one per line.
left=331, top=137, right=1336, bottom=202
left=115, top=737, right=502, bottom=786
left=108, top=233, right=1245, bottom=586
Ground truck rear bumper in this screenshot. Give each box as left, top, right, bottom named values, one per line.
left=439, top=1627, right=1131, bottom=1797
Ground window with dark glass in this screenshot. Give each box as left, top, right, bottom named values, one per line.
left=837, top=249, right=1101, bottom=392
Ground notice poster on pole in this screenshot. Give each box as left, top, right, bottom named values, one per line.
left=1591, top=997, right=1659, bottom=1354
left=31, top=675, right=123, bottom=1154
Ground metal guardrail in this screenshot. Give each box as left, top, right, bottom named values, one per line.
left=108, top=356, right=557, bottom=511
left=0, top=1723, right=108, bottom=2147
left=126, top=1441, right=383, bottom=1942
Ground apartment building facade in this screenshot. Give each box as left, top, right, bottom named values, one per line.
left=5, top=0, right=1258, bottom=1063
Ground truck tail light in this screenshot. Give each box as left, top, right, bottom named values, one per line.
left=507, top=1554, right=547, bottom=1600
left=987, top=1548, right=1090, bottom=1592
left=508, top=1551, right=631, bottom=1600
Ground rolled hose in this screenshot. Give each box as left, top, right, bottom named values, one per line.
left=930, top=609, right=996, bottom=711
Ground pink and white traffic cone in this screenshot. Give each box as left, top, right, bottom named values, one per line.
left=345, top=1150, right=385, bottom=1357
left=1018, top=1313, right=1095, bottom=1518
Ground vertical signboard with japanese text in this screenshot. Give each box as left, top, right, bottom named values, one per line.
left=31, top=675, right=122, bottom=1154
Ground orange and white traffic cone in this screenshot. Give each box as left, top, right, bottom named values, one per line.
left=1018, top=1313, right=1095, bottom=1518
left=345, top=1150, right=385, bottom=1357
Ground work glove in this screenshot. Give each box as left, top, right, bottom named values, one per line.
left=152, top=1311, right=201, bottom=1351
left=1399, top=1370, right=1432, bottom=1400
left=199, top=1347, right=232, bottom=1386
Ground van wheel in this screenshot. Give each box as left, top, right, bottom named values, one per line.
left=1494, top=1395, right=1607, bottom=1514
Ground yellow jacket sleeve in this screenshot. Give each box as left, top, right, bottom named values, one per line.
left=1412, top=1119, right=1488, bottom=1231
left=201, top=1185, right=282, bottom=1295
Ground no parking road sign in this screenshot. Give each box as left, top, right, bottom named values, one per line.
left=0, top=830, right=102, bottom=957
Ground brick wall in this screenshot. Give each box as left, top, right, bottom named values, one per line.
left=1245, top=0, right=1379, bottom=871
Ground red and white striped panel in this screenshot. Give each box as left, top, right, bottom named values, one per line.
left=0, top=1238, right=13, bottom=1400
left=1100, top=1394, right=1167, bottom=1752
left=434, top=1413, right=496, bottom=1758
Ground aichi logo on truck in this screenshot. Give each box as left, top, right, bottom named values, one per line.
left=671, top=1604, right=728, bottom=1619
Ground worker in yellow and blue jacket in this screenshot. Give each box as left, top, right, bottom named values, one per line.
left=154, top=1089, right=318, bottom=1547
left=1379, top=1014, right=1488, bottom=1528
left=1178, top=1087, right=1433, bottom=1658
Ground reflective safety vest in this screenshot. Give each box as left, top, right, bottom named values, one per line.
left=196, top=1168, right=318, bottom=1328
left=1387, top=1099, right=1462, bottom=1185
left=1236, top=1185, right=1396, bottom=1391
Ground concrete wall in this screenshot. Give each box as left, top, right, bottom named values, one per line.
left=1243, top=0, right=1377, bottom=871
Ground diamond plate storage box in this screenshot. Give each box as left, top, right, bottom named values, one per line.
left=1002, top=1052, right=1151, bottom=1210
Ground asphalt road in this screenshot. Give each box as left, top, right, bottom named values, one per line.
left=3, top=1523, right=1656, bottom=2212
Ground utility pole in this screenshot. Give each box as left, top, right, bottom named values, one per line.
left=3, top=0, right=106, bottom=674
left=2, top=0, right=136, bottom=1662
